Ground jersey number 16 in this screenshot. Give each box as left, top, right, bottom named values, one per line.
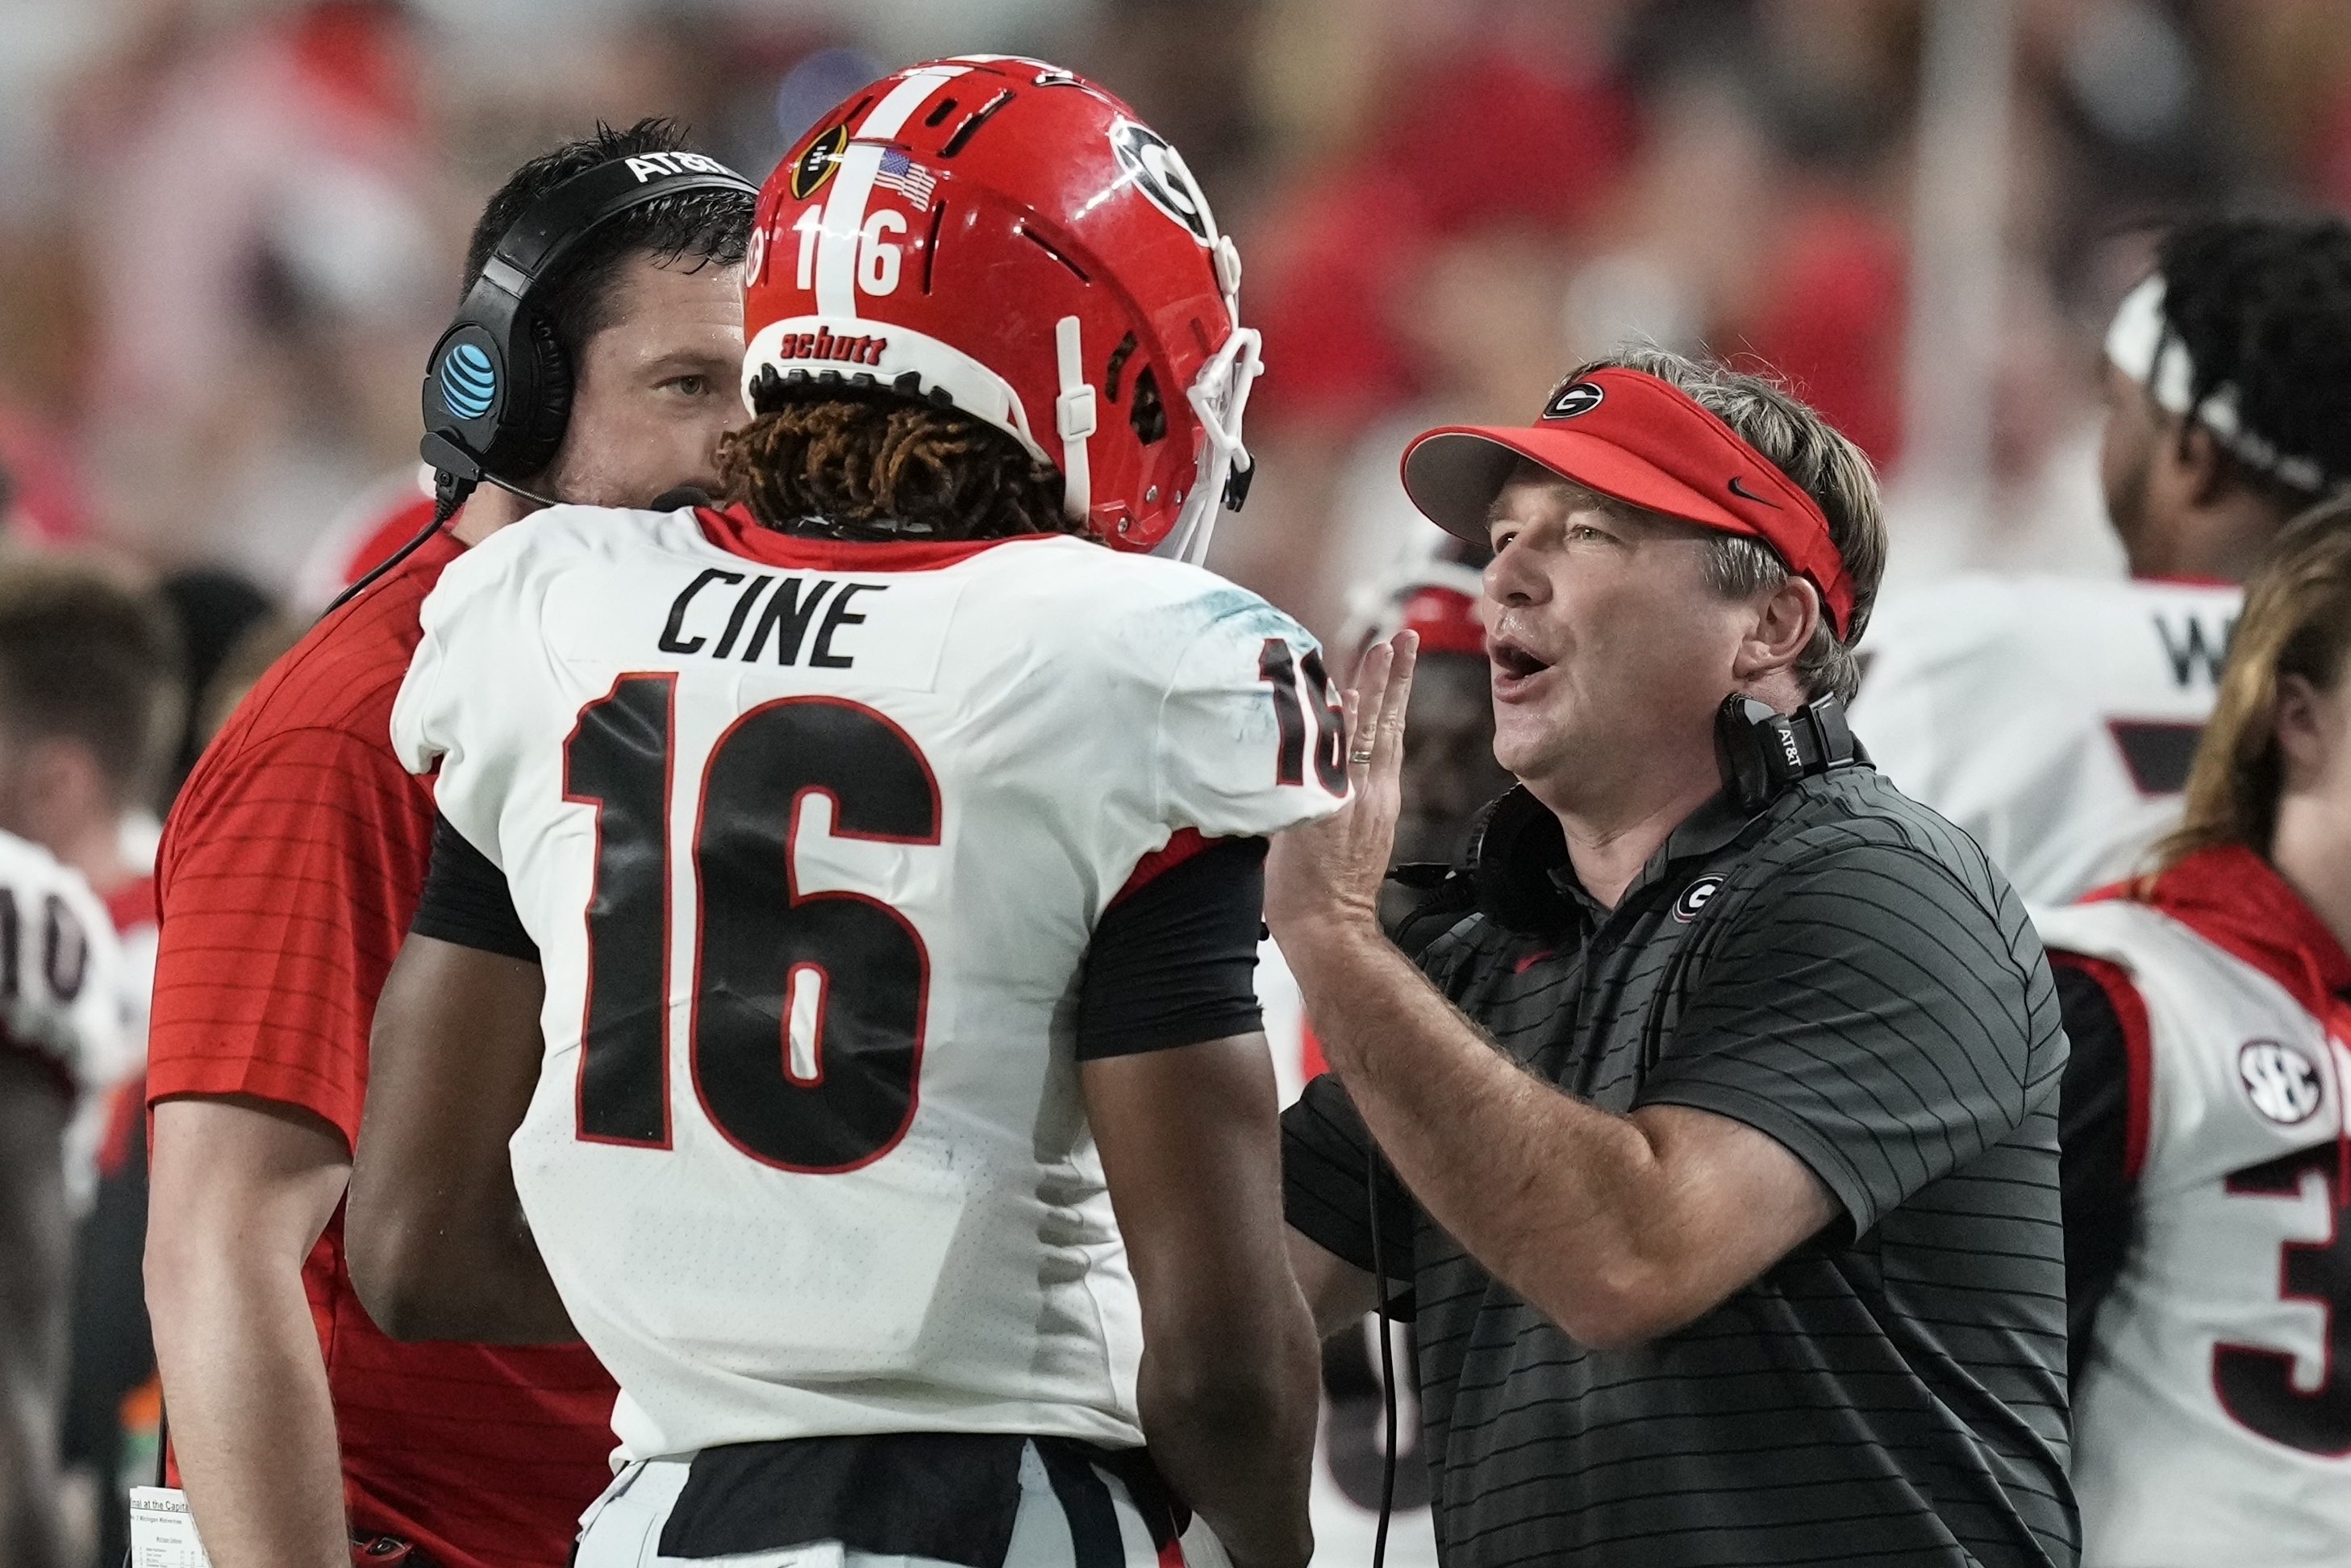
left=562, top=674, right=937, bottom=1174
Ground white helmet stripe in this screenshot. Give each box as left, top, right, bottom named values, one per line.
left=813, top=66, right=971, bottom=320
left=1054, top=315, right=1097, bottom=524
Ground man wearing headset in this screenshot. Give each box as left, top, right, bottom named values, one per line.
left=1269, top=348, right=2075, bottom=1566
left=143, top=121, right=754, bottom=1568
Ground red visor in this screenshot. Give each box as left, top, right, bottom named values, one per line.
left=1399, top=367, right=1854, bottom=636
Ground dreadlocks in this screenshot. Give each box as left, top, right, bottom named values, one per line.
left=2156, top=216, right=2351, bottom=497
left=719, top=376, right=1071, bottom=543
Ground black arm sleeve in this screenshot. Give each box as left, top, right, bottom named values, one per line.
left=1281, top=1074, right=1418, bottom=1312
left=2054, top=954, right=2138, bottom=1390
left=1074, top=836, right=1268, bottom=1061
left=411, top=813, right=538, bottom=962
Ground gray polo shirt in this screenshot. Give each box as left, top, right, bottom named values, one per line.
left=1282, top=767, right=2075, bottom=1568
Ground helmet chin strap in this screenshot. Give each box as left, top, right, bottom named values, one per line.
left=1054, top=315, right=1097, bottom=526
left=1162, top=324, right=1263, bottom=566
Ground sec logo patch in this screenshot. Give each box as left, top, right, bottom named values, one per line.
left=2238, top=1039, right=2324, bottom=1125
left=1673, top=875, right=1724, bottom=923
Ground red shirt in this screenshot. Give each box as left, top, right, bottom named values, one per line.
left=148, top=527, right=617, bottom=1568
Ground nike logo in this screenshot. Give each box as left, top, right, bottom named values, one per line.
left=1727, top=475, right=1782, bottom=508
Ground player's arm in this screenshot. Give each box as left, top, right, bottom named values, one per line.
left=347, top=819, right=573, bottom=1343
left=1077, top=840, right=1316, bottom=1568
left=0, top=1052, right=73, bottom=1568
left=1286, top=1232, right=1379, bottom=1340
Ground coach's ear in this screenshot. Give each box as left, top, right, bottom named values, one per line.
left=1729, top=573, right=1817, bottom=692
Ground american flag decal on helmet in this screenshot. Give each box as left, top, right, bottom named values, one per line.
left=875, top=148, right=937, bottom=210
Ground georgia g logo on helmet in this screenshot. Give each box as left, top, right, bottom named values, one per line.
left=1109, top=118, right=1214, bottom=246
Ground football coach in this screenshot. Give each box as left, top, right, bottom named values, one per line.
left=1265, top=348, right=2078, bottom=1568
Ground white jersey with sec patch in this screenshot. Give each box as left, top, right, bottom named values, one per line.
left=393, top=505, right=1349, bottom=1462
left=1849, top=573, right=2239, bottom=904
left=2038, top=893, right=2351, bottom=1566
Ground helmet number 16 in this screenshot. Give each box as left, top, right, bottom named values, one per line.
left=792, top=204, right=906, bottom=298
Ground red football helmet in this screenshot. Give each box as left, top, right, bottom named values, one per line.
left=740, top=56, right=1261, bottom=561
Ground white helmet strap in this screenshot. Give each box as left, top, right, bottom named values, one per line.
left=1053, top=315, right=1098, bottom=526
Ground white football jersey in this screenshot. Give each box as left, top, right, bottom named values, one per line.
left=394, top=506, right=1349, bottom=1462
left=0, top=829, right=128, bottom=1100
left=1850, top=573, right=2240, bottom=904
left=2038, top=896, right=2351, bottom=1566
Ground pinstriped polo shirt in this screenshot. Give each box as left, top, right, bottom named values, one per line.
left=1282, top=768, right=2077, bottom=1568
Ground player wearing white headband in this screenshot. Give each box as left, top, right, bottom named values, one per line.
left=1850, top=216, right=2351, bottom=907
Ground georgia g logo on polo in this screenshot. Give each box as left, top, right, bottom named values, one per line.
left=1544, top=381, right=1605, bottom=420
left=2237, top=1038, right=2324, bottom=1125
left=1673, top=875, right=1724, bottom=924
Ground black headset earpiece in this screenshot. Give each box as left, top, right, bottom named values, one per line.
left=420, top=153, right=756, bottom=509
left=1466, top=786, right=1572, bottom=933
left=1714, top=690, right=1860, bottom=814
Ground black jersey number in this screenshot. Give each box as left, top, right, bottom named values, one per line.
left=2214, top=1145, right=2351, bottom=1455
left=1257, top=636, right=1347, bottom=794
left=563, top=674, right=938, bottom=1173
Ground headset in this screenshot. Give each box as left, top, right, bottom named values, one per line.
left=328, top=152, right=757, bottom=617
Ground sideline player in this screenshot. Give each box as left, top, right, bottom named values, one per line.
left=143, top=122, right=753, bottom=1568
left=349, top=60, right=1328, bottom=1568
left=0, top=558, right=185, bottom=1559
left=0, top=831, right=127, bottom=1568
left=2038, top=499, right=2351, bottom=1564
left=1851, top=217, right=2351, bottom=903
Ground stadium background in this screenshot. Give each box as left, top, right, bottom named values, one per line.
left=5, top=1, right=2349, bottom=1564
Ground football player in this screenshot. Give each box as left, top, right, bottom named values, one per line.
left=1850, top=217, right=2351, bottom=903
left=142, top=122, right=752, bottom=1568
left=0, top=832, right=128, bottom=1568
left=348, top=60, right=1332, bottom=1568
left=2040, top=498, right=2351, bottom=1565
left=0, top=557, right=185, bottom=1560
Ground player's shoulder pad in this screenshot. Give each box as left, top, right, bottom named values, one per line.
left=977, top=545, right=1315, bottom=670
left=420, top=503, right=681, bottom=630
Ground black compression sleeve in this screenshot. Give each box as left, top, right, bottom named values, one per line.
left=1075, top=836, right=1268, bottom=1061
left=2055, top=956, right=2136, bottom=1389
left=411, top=813, right=539, bottom=963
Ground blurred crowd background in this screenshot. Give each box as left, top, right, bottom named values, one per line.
left=9, top=0, right=2351, bottom=703
left=7, top=2, right=2351, bottom=1561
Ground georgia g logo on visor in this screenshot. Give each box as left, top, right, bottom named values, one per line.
left=1544, top=381, right=1605, bottom=420
left=1109, top=118, right=1214, bottom=245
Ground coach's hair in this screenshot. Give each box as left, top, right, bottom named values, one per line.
left=2150, top=496, right=2351, bottom=872
left=461, top=119, right=753, bottom=370
left=1564, top=347, right=1886, bottom=706
left=719, top=380, right=1071, bottom=543
left=2155, top=215, right=2351, bottom=501
left=0, top=556, right=185, bottom=806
